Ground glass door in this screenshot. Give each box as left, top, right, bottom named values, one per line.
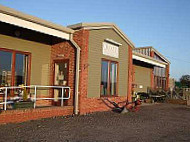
left=53, top=60, right=69, bottom=106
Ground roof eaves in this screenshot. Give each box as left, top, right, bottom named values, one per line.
left=135, top=46, right=170, bottom=64
left=0, top=5, right=74, bottom=34
left=133, top=51, right=168, bottom=65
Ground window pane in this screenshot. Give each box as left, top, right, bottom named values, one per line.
left=101, top=61, right=108, bottom=95
left=110, top=63, right=117, bottom=95
left=15, top=54, right=28, bottom=86
left=0, top=51, right=12, bottom=86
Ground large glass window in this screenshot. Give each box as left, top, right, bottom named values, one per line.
left=0, top=51, right=12, bottom=86
left=110, top=63, right=117, bottom=95
left=101, top=60, right=118, bottom=96
left=153, top=66, right=166, bottom=89
left=101, top=61, right=108, bottom=95
left=15, top=53, right=29, bottom=86
left=0, top=49, right=30, bottom=87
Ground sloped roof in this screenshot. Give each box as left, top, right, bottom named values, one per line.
left=68, top=22, right=135, bottom=48
left=135, top=46, right=170, bottom=64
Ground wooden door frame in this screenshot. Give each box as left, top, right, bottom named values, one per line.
left=52, top=59, right=70, bottom=86
left=51, top=59, right=70, bottom=105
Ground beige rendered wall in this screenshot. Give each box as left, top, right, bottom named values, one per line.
left=0, top=34, right=51, bottom=87
left=87, top=29, right=129, bottom=98
left=133, top=65, right=151, bottom=93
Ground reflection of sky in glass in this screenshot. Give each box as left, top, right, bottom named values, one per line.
left=110, top=63, right=117, bottom=95
left=0, top=51, right=12, bottom=75
left=101, top=61, right=108, bottom=83
left=15, top=54, right=25, bottom=76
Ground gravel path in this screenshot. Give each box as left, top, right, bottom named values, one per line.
left=0, top=103, right=190, bottom=142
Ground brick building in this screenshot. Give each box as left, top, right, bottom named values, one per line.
left=132, top=47, right=170, bottom=93
left=0, top=5, right=170, bottom=124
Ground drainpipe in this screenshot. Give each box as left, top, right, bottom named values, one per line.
left=70, top=34, right=81, bottom=115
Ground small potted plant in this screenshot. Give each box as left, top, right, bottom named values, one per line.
left=14, top=85, right=34, bottom=109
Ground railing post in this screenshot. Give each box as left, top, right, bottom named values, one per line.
left=61, top=87, right=64, bottom=107
left=34, top=86, right=37, bottom=109
left=4, top=88, right=8, bottom=111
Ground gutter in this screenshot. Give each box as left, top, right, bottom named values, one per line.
left=69, top=34, right=81, bottom=115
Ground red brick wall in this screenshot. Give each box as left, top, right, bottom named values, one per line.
left=0, top=106, right=73, bottom=124
left=73, top=29, right=90, bottom=114
left=127, top=46, right=133, bottom=102
left=150, top=51, right=155, bottom=89
left=50, top=41, right=76, bottom=106
left=132, top=64, right=135, bottom=90
left=150, top=51, right=155, bottom=57
left=166, top=65, right=170, bottom=90
left=73, top=29, right=131, bottom=114
left=150, top=68, right=154, bottom=89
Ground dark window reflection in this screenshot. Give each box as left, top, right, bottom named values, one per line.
left=15, top=54, right=28, bottom=86
left=0, top=51, right=12, bottom=86
left=101, top=61, right=108, bottom=95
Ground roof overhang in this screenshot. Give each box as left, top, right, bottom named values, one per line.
left=136, top=46, right=170, bottom=64
left=0, top=5, right=74, bottom=40
left=133, top=52, right=167, bottom=68
left=68, top=23, right=135, bottom=48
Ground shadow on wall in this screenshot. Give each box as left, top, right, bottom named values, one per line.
left=100, top=98, right=127, bottom=113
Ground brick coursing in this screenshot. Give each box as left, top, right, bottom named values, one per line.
left=50, top=41, right=76, bottom=106
left=0, top=106, right=73, bottom=124
left=127, top=46, right=133, bottom=102
left=150, top=51, right=155, bottom=89
left=73, top=29, right=90, bottom=114
left=166, top=65, right=170, bottom=90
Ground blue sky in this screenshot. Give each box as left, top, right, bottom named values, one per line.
left=1, top=0, right=190, bottom=80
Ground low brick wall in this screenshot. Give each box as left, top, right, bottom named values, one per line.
left=0, top=106, right=73, bottom=124
left=79, top=97, right=127, bottom=114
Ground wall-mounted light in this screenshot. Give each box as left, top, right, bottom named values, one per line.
left=14, top=30, right=21, bottom=37
left=56, top=54, right=64, bottom=58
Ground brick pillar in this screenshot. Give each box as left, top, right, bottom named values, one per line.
left=73, top=29, right=89, bottom=114
left=150, top=51, right=154, bottom=57
left=150, top=51, right=155, bottom=89
left=166, top=65, right=170, bottom=90
left=127, top=46, right=133, bottom=102
left=150, top=68, right=154, bottom=89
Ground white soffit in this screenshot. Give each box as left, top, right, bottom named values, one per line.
left=105, top=38, right=122, bottom=46
left=133, top=55, right=166, bottom=68
left=0, top=12, right=70, bottom=40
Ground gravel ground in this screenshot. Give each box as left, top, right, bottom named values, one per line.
left=0, top=103, right=190, bottom=142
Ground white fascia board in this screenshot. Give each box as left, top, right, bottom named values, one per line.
left=83, top=26, right=111, bottom=30
left=0, top=13, right=70, bottom=40
left=105, top=38, right=122, bottom=46
left=132, top=54, right=166, bottom=68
